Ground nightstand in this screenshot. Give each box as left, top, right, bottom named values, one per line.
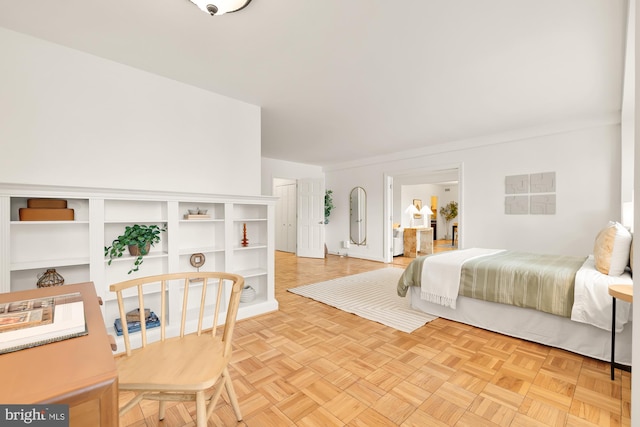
left=608, top=284, right=633, bottom=380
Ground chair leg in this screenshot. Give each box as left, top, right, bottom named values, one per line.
left=223, top=367, right=243, bottom=421
left=196, top=390, right=207, bottom=427
left=159, top=400, right=166, bottom=420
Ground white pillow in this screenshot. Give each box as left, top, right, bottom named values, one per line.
left=593, top=221, right=632, bottom=276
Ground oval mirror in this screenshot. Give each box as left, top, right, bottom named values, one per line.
left=350, top=187, right=367, bottom=245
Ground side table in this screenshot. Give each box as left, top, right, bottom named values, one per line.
left=608, top=284, right=633, bottom=380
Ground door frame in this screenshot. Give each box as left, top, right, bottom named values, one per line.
left=383, top=163, right=464, bottom=263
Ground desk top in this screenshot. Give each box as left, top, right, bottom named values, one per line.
left=608, top=284, right=633, bottom=303
left=0, top=282, right=117, bottom=404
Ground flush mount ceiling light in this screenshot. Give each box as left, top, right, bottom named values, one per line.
left=188, top=0, right=252, bottom=16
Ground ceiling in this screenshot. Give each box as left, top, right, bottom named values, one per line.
left=0, top=0, right=629, bottom=168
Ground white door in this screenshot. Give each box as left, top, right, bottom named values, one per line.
left=296, top=178, right=325, bottom=258
left=275, top=183, right=297, bottom=253
left=285, top=184, right=297, bottom=251
left=275, top=185, right=286, bottom=251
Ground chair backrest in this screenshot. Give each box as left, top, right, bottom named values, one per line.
left=109, top=272, right=244, bottom=357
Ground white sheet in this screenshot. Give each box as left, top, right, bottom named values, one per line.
left=420, top=248, right=505, bottom=309
left=570, top=255, right=632, bottom=332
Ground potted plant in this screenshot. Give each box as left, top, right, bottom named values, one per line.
left=324, top=190, right=334, bottom=224
left=105, top=224, right=167, bottom=274
left=439, top=201, right=458, bottom=240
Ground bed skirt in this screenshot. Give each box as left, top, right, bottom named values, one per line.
left=409, top=287, right=632, bottom=365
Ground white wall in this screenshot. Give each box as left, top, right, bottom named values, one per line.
left=0, top=27, right=261, bottom=196
left=325, top=124, right=621, bottom=261
left=261, top=157, right=324, bottom=196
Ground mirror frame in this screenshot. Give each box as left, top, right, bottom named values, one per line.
left=350, top=187, right=367, bottom=245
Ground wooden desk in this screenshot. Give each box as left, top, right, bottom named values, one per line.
left=0, top=282, right=118, bottom=426
left=608, top=284, right=633, bottom=380
left=403, top=227, right=433, bottom=257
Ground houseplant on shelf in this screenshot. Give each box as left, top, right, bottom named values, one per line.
left=439, top=201, right=458, bottom=240
left=105, top=224, right=167, bottom=274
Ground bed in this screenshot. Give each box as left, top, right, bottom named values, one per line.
left=396, top=221, right=634, bottom=365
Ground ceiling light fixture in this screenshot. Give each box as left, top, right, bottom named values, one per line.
left=188, top=0, right=252, bottom=16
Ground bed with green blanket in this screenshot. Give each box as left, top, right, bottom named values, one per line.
left=397, top=249, right=586, bottom=318
left=396, top=248, right=633, bottom=364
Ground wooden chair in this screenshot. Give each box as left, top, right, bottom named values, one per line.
left=109, top=272, right=244, bottom=426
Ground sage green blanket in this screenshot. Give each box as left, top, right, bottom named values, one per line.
left=397, top=251, right=587, bottom=318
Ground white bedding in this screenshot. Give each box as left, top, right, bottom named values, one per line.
left=570, top=255, right=632, bottom=332
left=415, top=249, right=632, bottom=333
left=420, top=248, right=505, bottom=309
left=406, top=249, right=633, bottom=364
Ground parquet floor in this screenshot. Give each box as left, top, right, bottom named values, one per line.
left=119, top=243, right=631, bottom=427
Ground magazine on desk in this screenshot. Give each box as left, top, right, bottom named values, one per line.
left=0, top=292, right=87, bottom=354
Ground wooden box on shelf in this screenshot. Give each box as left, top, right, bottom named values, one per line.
left=19, top=208, right=75, bottom=221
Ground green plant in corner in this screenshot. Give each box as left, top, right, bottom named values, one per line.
left=439, top=201, right=458, bottom=239
left=324, top=189, right=334, bottom=224
left=104, top=224, right=167, bottom=274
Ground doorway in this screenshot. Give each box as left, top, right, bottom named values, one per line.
left=273, top=177, right=326, bottom=258
left=274, top=178, right=296, bottom=253
left=383, top=165, right=462, bottom=263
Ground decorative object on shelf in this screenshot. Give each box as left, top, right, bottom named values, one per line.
left=188, top=208, right=208, bottom=215
left=36, top=268, right=65, bottom=288
left=188, top=0, right=252, bottom=16
left=127, top=242, right=150, bottom=257
left=324, top=189, right=334, bottom=224
left=126, top=308, right=151, bottom=322
left=114, top=311, right=160, bottom=336
left=189, top=253, right=206, bottom=283
left=184, top=207, right=210, bottom=220
left=240, top=285, right=256, bottom=303
left=20, top=198, right=74, bottom=221
left=241, top=223, right=249, bottom=247
left=104, top=224, right=167, bottom=274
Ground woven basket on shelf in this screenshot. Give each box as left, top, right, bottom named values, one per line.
left=240, top=285, right=256, bottom=303
left=37, top=268, right=65, bottom=288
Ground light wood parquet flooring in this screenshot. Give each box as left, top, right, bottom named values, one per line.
left=119, top=244, right=631, bottom=427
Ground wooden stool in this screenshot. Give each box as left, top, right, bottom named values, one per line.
left=608, top=284, right=633, bottom=380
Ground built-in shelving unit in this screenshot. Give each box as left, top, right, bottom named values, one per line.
left=0, top=184, right=278, bottom=349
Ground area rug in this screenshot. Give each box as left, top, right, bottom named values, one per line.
left=288, top=268, right=437, bottom=333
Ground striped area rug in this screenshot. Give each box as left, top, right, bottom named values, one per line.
left=288, top=267, right=437, bottom=333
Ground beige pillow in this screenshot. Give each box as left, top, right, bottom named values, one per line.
left=593, top=221, right=632, bottom=276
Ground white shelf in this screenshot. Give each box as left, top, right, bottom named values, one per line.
left=233, top=267, right=267, bottom=278
left=104, top=252, right=168, bottom=264
left=234, top=244, right=267, bottom=251
left=11, top=257, right=90, bottom=271
left=179, top=246, right=224, bottom=255
left=0, top=185, right=276, bottom=341
left=105, top=219, right=167, bottom=224
left=11, top=220, right=89, bottom=226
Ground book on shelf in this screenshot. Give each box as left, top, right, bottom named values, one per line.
left=0, top=292, right=87, bottom=354
left=114, top=311, right=160, bottom=336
